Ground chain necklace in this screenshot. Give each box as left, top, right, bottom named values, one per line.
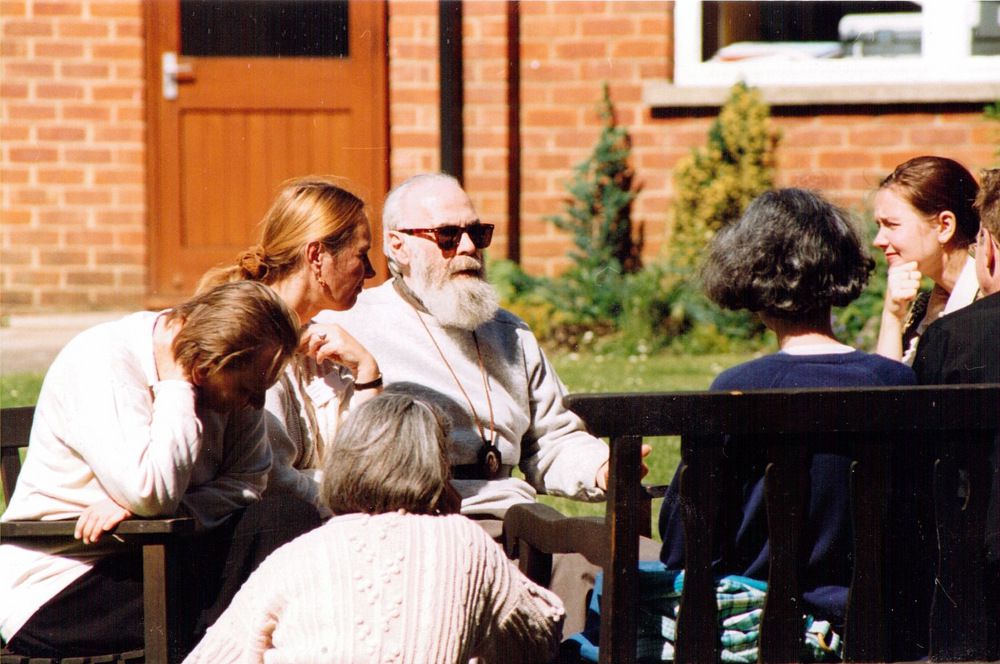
left=411, top=304, right=503, bottom=479
left=413, top=309, right=495, bottom=442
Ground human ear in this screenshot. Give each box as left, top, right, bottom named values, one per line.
left=304, top=241, right=324, bottom=270
left=387, top=231, right=410, bottom=268
left=985, top=229, right=999, bottom=274
left=936, top=210, right=957, bottom=245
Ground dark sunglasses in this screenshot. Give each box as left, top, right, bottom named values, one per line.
left=397, top=223, right=494, bottom=251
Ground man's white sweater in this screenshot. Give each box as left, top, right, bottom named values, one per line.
left=317, top=280, right=609, bottom=517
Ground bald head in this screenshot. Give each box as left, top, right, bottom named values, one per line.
left=382, top=173, right=469, bottom=246
left=381, top=173, right=498, bottom=328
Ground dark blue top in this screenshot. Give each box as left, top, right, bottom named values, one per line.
left=658, top=350, right=916, bottom=624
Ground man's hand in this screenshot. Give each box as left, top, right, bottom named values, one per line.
left=75, top=499, right=132, bottom=544
left=595, top=444, right=653, bottom=491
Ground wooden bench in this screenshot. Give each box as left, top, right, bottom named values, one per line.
left=503, top=384, right=1000, bottom=663
left=1, top=406, right=196, bottom=664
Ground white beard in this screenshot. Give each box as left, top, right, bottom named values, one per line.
left=409, top=252, right=500, bottom=330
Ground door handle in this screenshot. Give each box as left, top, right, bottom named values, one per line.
left=162, top=52, right=195, bottom=100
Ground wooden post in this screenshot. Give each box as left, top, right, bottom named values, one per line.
left=599, top=434, right=642, bottom=664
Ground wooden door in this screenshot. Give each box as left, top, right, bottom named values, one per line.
left=144, top=1, right=388, bottom=306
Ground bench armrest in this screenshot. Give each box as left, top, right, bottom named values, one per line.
left=643, top=483, right=668, bottom=500
left=503, top=502, right=610, bottom=570
left=1, top=517, right=196, bottom=540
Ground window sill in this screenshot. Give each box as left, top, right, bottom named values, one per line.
left=643, top=80, right=1000, bottom=109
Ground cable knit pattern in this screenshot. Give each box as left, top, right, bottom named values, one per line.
left=185, top=512, right=564, bottom=664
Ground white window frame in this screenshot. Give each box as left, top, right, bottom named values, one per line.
left=673, top=0, right=1000, bottom=88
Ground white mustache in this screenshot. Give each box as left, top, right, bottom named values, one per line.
left=448, top=257, right=483, bottom=275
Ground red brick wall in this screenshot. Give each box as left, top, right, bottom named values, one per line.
left=387, top=1, right=440, bottom=182
left=2, top=0, right=995, bottom=311
left=1, top=0, right=146, bottom=311
left=776, top=112, right=996, bottom=207
left=386, top=0, right=995, bottom=278
left=518, top=0, right=673, bottom=276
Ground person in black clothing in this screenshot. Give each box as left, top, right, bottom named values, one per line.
left=913, top=168, right=999, bottom=657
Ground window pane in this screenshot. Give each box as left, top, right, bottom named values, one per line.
left=181, top=0, right=349, bottom=58
left=701, top=1, right=921, bottom=62
left=974, top=1, right=1000, bottom=55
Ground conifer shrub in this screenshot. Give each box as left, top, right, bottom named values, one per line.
left=669, top=82, right=780, bottom=269
left=541, top=82, right=644, bottom=329
left=491, top=85, right=677, bottom=354
left=493, top=83, right=794, bottom=354
left=663, top=82, right=781, bottom=348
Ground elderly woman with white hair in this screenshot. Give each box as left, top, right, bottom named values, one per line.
left=185, top=391, right=565, bottom=664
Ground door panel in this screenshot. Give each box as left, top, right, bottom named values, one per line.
left=144, top=1, right=388, bottom=305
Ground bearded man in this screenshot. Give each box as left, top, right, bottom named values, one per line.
left=317, top=173, right=628, bottom=520
left=317, top=173, right=658, bottom=635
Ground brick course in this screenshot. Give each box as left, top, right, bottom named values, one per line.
left=1, top=0, right=145, bottom=311
left=1, top=0, right=996, bottom=311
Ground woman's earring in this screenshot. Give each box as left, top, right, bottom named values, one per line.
left=313, top=259, right=328, bottom=288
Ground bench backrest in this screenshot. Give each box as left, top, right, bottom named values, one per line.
left=566, top=384, right=1000, bottom=664
left=1, top=405, right=34, bottom=505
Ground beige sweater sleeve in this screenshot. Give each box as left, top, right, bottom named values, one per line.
left=471, top=526, right=565, bottom=664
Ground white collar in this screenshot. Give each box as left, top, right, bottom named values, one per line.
left=781, top=342, right=855, bottom=356
left=943, top=256, right=980, bottom=315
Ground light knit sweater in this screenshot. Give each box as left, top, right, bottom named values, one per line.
left=316, top=281, right=609, bottom=517
left=184, top=512, right=565, bottom=664
left=0, top=311, right=271, bottom=642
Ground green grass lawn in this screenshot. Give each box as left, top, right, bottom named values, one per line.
left=535, top=350, right=757, bottom=537
left=0, top=350, right=758, bottom=529
left=1, top=372, right=45, bottom=408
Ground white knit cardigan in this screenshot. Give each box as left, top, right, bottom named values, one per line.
left=185, top=511, right=565, bottom=664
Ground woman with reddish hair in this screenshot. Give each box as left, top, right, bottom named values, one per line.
left=873, top=156, right=981, bottom=364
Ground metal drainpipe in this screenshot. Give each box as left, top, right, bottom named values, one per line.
left=439, top=0, right=463, bottom=184
left=506, top=0, right=521, bottom=264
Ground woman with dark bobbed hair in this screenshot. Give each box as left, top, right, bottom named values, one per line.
left=873, top=156, right=980, bottom=364
left=186, top=391, right=565, bottom=663
left=658, top=188, right=915, bottom=629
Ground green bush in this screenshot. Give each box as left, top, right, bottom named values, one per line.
left=494, top=83, right=787, bottom=355
left=669, top=82, right=780, bottom=271
left=516, top=84, right=679, bottom=353
left=986, top=101, right=1000, bottom=162
left=657, top=82, right=779, bottom=351
left=831, top=213, right=888, bottom=351
left=546, top=82, right=641, bottom=282
left=539, top=83, right=646, bottom=334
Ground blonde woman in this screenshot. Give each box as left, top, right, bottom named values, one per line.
left=199, top=176, right=382, bottom=505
